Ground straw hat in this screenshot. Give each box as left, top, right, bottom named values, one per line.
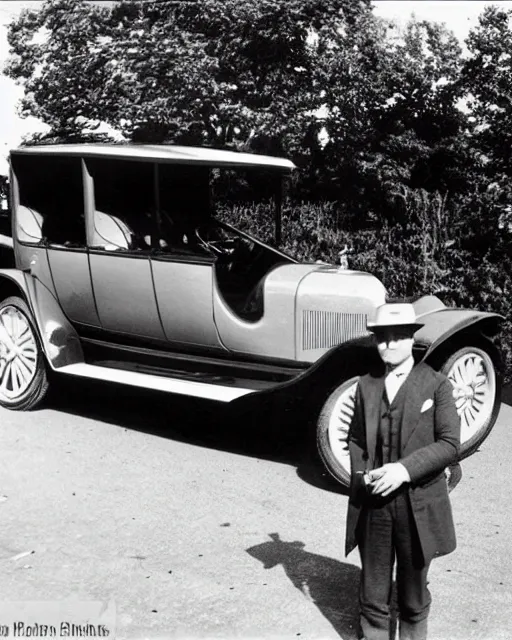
left=367, top=303, right=424, bottom=332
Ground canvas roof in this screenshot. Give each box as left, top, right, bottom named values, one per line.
left=10, top=144, right=295, bottom=171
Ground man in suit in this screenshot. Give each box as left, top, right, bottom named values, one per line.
left=345, top=303, right=460, bottom=640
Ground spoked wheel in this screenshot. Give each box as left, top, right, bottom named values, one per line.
left=315, top=346, right=500, bottom=489
left=316, top=376, right=359, bottom=488
left=0, top=296, right=49, bottom=410
left=441, top=346, right=500, bottom=459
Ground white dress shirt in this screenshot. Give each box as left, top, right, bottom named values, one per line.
left=380, top=355, right=415, bottom=483
left=385, top=355, right=415, bottom=404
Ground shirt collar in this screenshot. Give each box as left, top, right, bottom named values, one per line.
left=386, top=355, right=415, bottom=379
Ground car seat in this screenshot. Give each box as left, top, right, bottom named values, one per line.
left=16, top=205, right=43, bottom=243
left=93, top=210, right=134, bottom=250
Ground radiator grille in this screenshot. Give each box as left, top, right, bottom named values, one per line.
left=302, top=310, right=368, bottom=351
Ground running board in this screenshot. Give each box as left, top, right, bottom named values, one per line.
left=57, top=363, right=256, bottom=402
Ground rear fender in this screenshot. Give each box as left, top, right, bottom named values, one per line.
left=0, top=269, right=29, bottom=299
left=0, top=269, right=83, bottom=369
left=0, top=235, right=15, bottom=269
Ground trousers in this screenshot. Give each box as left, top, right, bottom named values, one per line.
left=358, top=492, right=431, bottom=640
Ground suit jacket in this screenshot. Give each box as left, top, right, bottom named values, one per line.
left=345, top=362, right=461, bottom=563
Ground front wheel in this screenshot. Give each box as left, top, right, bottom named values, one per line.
left=316, top=376, right=359, bottom=488
left=0, top=296, right=49, bottom=410
left=316, top=346, right=500, bottom=489
left=441, top=345, right=500, bottom=459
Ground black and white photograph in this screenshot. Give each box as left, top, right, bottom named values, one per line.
left=0, top=1, right=511, bottom=638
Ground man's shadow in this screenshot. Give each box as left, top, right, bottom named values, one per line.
left=246, top=533, right=361, bottom=640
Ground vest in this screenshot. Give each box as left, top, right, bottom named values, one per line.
left=377, top=386, right=406, bottom=466
left=370, top=380, right=409, bottom=505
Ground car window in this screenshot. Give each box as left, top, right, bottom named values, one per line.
left=11, top=155, right=85, bottom=247
left=86, top=158, right=156, bottom=252
left=86, top=159, right=215, bottom=256
left=154, top=164, right=211, bottom=256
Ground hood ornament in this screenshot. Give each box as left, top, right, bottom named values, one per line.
left=338, top=245, right=351, bottom=270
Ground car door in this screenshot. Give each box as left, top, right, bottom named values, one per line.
left=10, top=153, right=100, bottom=328
left=151, top=252, right=224, bottom=350
left=84, top=157, right=166, bottom=341
left=147, top=162, right=226, bottom=350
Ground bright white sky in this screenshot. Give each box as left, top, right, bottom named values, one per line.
left=373, top=0, right=512, bottom=42
left=1, top=0, right=511, bottom=173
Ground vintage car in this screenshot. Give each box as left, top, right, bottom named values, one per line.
left=0, top=144, right=503, bottom=487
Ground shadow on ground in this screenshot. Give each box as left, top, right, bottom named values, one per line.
left=246, top=532, right=360, bottom=640
left=47, top=376, right=346, bottom=495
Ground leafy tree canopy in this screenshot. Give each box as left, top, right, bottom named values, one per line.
left=3, top=0, right=471, bottom=216
left=460, top=6, right=512, bottom=175
left=5, top=0, right=373, bottom=149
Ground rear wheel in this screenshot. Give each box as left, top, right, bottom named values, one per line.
left=0, top=296, right=49, bottom=410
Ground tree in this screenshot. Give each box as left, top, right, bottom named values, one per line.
left=460, top=5, right=512, bottom=175
left=4, top=0, right=117, bottom=141
left=449, top=6, right=512, bottom=266
left=4, top=0, right=373, bottom=150
left=316, top=16, right=467, bottom=219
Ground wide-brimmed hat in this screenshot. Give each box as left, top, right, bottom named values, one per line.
left=367, top=303, right=424, bottom=332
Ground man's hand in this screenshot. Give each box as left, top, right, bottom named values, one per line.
left=368, top=463, right=410, bottom=496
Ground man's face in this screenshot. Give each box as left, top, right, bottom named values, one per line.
left=374, top=326, right=415, bottom=368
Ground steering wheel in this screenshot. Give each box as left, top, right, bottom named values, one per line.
left=195, top=225, right=238, bottom=257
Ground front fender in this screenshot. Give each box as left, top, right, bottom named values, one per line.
left=247, top=299, right=504, bottom=417
left=414, top=306, right=504, bottom=364
left=226, top=333, right=380, bottom=426
left=292, top=304, right=504, bottom=392
left=230, top=334, right=381, bottom=417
